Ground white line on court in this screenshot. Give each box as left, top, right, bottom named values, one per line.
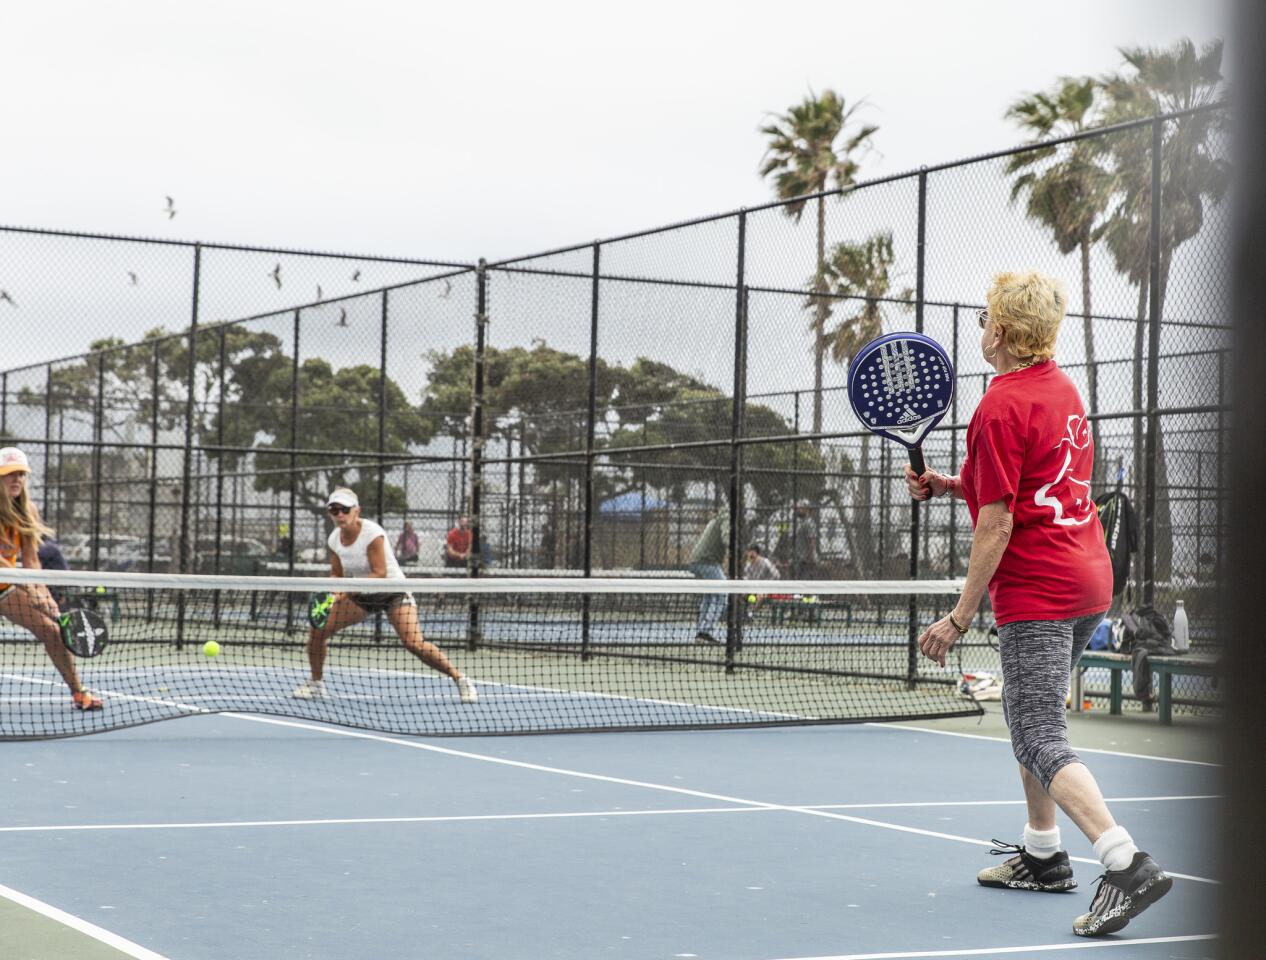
left=0, top=882, right=173, bottom=960
left=221, top=713, right=1220, bottom=885
left=765, top=933, right=1217, bottom=960
left=868, top=722, right=1221, bottom=767
left=0, top=795, right=1219, bottom=835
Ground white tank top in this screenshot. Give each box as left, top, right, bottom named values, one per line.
left=327, top=519, right=404, bottom=580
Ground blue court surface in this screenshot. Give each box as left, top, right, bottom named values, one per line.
left=1, top=717, right=1219, bottom=960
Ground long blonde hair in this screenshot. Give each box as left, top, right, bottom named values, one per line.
left=0, top=474, right=52, bottom=548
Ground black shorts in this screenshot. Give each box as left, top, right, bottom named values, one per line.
left=350, top=592, right=412, bottom=614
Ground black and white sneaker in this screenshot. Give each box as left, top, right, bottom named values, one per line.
left=1072, top=852, right=1172, bottom=937
left=694, top=631, right=720, bottom=645
left=977, top=840, right=1077, bottom=892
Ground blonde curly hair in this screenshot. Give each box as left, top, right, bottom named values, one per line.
left=985, top=271, right=1066, bottom=362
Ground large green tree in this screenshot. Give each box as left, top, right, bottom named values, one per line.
left=1098, top=39, right=1228, bottom=579
left=760, top=90, right=877, bottom=437
left=1005, top=77, right=1115, bottom=482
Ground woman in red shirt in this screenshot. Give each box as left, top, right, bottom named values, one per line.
left=904, top=273, right=1170, bottom=937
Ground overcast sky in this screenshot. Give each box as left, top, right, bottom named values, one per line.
left=0, top=0, right=1229, bottom=268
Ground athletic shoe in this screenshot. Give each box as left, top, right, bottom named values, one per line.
left=291, top=678, right=327, bottom=700
left=457, top=676, right=478, bottom=704
left=72, top=689, right=103, bottom=711
left=695, top=631, right=719, bottom=645
left=1072, top=852, right=1172, bottom=937
left=977, top=841, right=1077, bottom=892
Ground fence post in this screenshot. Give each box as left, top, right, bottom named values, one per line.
left=176, top=243, right=202, bottom=649
left=467, top=260, right=488, bottom=651
left=377, top=290, right=389, bottom=522
left=948, top=304, right=960, bottom=577
left=210, top=331, right=225, bottom=625
left=907, top=169, right=928, bottom=688
left=724, top=210, right=747, bottom=672
left=42, top=365, right=53, bottom=519
left=1, top=371, right=6, bottom=437
left=374, top=291, right=390, bottom=643
left=178, top=243, right=202, bottom=576
left=89, top=356, right=104, bottom=570
left=286, top=309, right=301, bottom=630
left=1142, top=118, right=1163, bottom=607
left=148, top=341, right=161, bottom=577
left=581, top=242, right=600, bottom=660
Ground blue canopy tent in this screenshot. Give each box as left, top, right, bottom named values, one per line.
left=598, top=491, right=670, bottom=520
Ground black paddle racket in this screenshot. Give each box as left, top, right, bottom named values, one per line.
left=60, top=607, right=110, bottom=658
left=846, top=331, right=956, bottom=477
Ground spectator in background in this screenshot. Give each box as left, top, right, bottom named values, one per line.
left=775, top=505, right=819, bottom=578
left=743, top=543, right=779, bottom=581
left=395, top=521, right=419, bottom=564
left=688, top=510, right=729, bottom=645
left=444, top=514, right=471, bottom=569
left=742, top=543, right=779, bottom=621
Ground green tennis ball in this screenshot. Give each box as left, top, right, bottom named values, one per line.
left=202, top=640, right=221, bottom=658
left=746, top=594, right=757, bottom=604
left=94, top=585, right=106, bottom=594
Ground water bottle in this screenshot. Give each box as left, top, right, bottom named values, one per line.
left=1172, top=599, right=1190, bottom=652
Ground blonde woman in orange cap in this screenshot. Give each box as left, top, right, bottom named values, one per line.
left=0, top=447, right=101, bottom=710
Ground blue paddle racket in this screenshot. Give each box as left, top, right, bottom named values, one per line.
left=846, top=331, right=955, bottom=477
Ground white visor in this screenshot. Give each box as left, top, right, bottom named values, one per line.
left=327, top=489, right=359, bottom=509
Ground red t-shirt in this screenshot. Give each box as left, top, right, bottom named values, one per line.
left=959, top=361, right=1112, bottom=625
left=446, top=527, right=471, bottom=557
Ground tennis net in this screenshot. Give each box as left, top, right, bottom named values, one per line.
left=0, top=569, right=983, bottom=739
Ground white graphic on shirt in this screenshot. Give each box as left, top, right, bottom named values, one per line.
left=1034, top=414, right=1095, bottom=527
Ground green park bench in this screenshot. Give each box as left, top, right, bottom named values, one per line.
left=1074, top=650, right=1220, bottom=724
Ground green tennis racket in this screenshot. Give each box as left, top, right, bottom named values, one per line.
left=308, top=592, right=336, bottom=629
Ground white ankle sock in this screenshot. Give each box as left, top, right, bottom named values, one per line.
left=1023, top=823, right=1061, bottom=860
left=1093, top=825, right=1138, bottom=872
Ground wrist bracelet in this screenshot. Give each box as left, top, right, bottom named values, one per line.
left=947, top=612, right=969, bottom=635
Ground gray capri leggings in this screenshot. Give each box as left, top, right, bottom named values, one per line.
left=997, top=611, right=1106, bottom=789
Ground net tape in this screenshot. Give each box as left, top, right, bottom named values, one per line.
left=1, top=569, right=979, bottom=740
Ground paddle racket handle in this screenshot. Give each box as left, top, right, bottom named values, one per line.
left=909, top=446, right=926, bottom=479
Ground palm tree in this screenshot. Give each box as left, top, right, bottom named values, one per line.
left=1098, top=39, right=1228, bottom=580
left=816, top=231, right=912, bottom=572
left=1005, top=78, right=1114, bottom=483
left=760, top=90, right=877, bottom=436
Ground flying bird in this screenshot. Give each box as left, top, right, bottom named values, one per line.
left=270, top=263, right=282, bottom=289
left=0, top=290, right=16, bottom=307
left=439, top=279, right=452, bottom=299
left=128, top=272, right=139, bottom=286
left=336, top=308, right=348, bottom=327
left=163, top=196, right=176, bottom=219
left=351, top=269, right=361, bottom=282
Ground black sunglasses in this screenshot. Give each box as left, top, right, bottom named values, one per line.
left=976, top=308, right=989, bottom=329
left=327, top=504, right=352, bottom=515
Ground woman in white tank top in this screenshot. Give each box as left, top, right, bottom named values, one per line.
left=293, top=487, right=476, bottom=704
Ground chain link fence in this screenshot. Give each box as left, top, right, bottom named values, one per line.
left=1, top=106, right=1227, bottom=715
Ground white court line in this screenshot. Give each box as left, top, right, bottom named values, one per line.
left=0, top=806, right=770, bottom=833
left=221, top=713, right=1220, bottom=885
left=0, top=882, right=172, bottom=960
left=766, top=933, right=1217, bottom=960
left=0, top=795, right=1217, bottom=835
left=868, top=722, right=1222, bottom=767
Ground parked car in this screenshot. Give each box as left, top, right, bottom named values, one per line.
left=63, top=535, right=142, bottom=569
left=109, top=538, right=175, bottom=572
left=55, top=533, right=91, bottom=565
left=194, top=537, right=270, bottom=575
